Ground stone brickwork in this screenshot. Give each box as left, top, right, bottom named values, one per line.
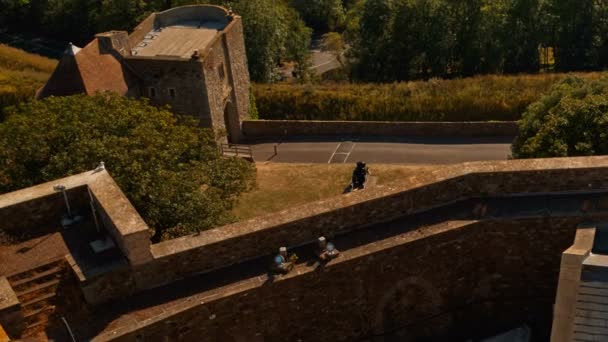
left=39, top=5, right=251, bottom=143
left=134, top=156, right=608, bottom=289
left=0, top=277, right=21, bottom=338
left=6, top=157, right=608, bottom=340
left=242, top=120, right=519, bottom=140
left=0, top=186, right=89, bottom=238
left=93, top=215, right=608, bottom=341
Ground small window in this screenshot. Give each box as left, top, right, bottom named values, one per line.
left=148, top=87, right=156, bottom=99
left=168, top=88, right=176, bottom=99
left=218, top=63, right=226, bottom=81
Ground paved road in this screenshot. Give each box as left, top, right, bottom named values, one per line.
left=310, top=49, right=342, bottom=75
left=250, top=136, right=514, bottom=164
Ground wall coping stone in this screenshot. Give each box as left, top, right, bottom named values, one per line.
left=0, top=277, right=18, bottom=312
left=152, top=156, right=608, bottom=259
left=0, top=169, right=152, bottom=266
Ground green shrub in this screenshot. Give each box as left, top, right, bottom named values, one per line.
left=512, top=76, right=608, bottom=158
left=253, top=73, right=604, bottom=122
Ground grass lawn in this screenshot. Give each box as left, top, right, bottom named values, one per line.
left=232, top=162, right=433, bottom=221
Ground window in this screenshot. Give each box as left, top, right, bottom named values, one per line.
left=168, top=88, right=176, bottom=99
left=218, top=63, right=226, bottom=82
left=148, top=87, right=156, bottom=99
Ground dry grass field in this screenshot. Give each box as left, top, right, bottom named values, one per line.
left=0, top=44, right=56, bottom=111
left=232, top=162, right=434, bottom=221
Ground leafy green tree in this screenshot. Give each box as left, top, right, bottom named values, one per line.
left=354, top=0, right=395, bottom=81
left=502, top=0, right=541, bottom=73
left=290, top=0, right=346, bottom=32
left=512, top=76, right=608, bottom=159
left=95, top=0, right=148, bottom=33
left=542, top=0, right=597, bottom=71
left=0, top=93, right=256, bottom=242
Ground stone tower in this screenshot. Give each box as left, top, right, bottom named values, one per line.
left=38, top=5, right=251, bottom=143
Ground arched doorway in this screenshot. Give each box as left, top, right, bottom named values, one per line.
left=373, top=277, right=448, bottom=341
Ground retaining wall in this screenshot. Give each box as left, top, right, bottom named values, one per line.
left=242, top=120, right=518, bottom=139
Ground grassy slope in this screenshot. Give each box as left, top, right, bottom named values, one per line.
left=254, top=72, right=604, bottom=122
left=232, top=163, right=433, bottom=221
left=0, top=44, right=56, bottom=110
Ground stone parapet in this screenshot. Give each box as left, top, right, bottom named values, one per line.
left=142, top=156, right=608, bottom=289
left=0, top=277, right=21, bottom=339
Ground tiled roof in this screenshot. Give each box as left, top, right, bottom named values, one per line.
left=38, top=39, right=138, bottom=99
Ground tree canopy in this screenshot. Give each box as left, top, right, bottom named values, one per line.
left=0, top=93, right=256, bottom=242
left=512, top=76, right=608, bottom=159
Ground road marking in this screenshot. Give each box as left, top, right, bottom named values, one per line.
left=328, top=142, right=343, bottom=164
left=343, top=143, right=356, bottom=164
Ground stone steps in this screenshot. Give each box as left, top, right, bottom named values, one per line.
left=5, top=258, right=66, bottom=339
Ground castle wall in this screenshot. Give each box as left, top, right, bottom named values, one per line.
left=0, top=185, right=89, bottom=238
left=95, top=215, right=608, bottom=341
left=223, top=17, right=251, bottom=142
left=128, top=14, right=156, bottom=50
left=133, top=157, right=608, bottom=290
left=199, top=17, right=250, bottom=143
left=154, top=5, right=229, bottom=28
left=126, top=58, right=212, bottom=126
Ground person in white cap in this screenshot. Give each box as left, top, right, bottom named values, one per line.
left=273, top=246, right=295, bottom=274
left=317, top=236, right=340, bottom=261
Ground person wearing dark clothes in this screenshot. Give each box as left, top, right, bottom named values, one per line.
left=352, top=161, right=370, bottom=190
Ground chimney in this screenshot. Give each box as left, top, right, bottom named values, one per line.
left=96, top=31, right=130, bottom=56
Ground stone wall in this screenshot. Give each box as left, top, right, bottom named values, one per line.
left=201, top=16, right=250, bottom=143
left=155, top=5, right=229, bottom=28
left=137, top=157, right=608, bottom=289
left=128, top=13, right=156, bottom=49
left=0, top=185, right=89, bottom=238
left=95, top=214, right=608, bottom=341
left=242, top=120, right=518, bottom=140
left=126, top=58, right=211, bottom=126
left=223, top=17, right=250, bottom=143
left=0, top=277, right=21, bottom=339
left=66, top=255, right=136, bottom=306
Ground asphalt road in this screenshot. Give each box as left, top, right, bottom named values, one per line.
left=250, top=136, right=514, bottom=164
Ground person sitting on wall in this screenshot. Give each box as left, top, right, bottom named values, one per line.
left=273, top=247, right=297, bottom=274
left=316, top=236, right=340, bottom=262
left=352, top=161, right=370, bottom=190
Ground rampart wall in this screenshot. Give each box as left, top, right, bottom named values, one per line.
left=94, top=213, right=608, bottom=341
left=133, top=157, right=608, bottom=290
left=0, top=183, right=89, bottom=238
left=242, top=120, right=518, bottom=139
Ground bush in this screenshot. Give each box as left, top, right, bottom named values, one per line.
left=0, top=93, right=256, bottom=242
left=512, top=76, right=608, bottom=158
left=253, top=73, right=604, bottom=122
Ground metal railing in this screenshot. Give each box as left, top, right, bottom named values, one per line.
left=219, top=144, right=254, bottom=161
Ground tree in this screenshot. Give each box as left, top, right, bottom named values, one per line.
left=354, top=0, right=395, bottom=81
left=211, top=0, right=312, bottom=82
left=501, top=0, right=541, bottom=73
left=512, top=76, right=608, bottom=159
left=290, top=0, right=346, bottom=32
left=542, top=0, right=597, bottom=71
left=0, top=93, right=256, bottom=242
left=320, top=32, right=345, bottom=66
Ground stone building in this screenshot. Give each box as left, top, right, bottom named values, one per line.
left=38, top=5, right=251, bottom=143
